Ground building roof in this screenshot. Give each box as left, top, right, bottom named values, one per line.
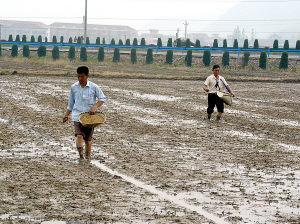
left=0, top=20, right=47, bottom=29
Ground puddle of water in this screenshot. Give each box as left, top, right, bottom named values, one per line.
left=91, top=160, right=230, bottom=224
left=0, top=117, right=9, bottom=123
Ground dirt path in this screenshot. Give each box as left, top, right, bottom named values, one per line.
left=0, top=74, right=299, bottom=223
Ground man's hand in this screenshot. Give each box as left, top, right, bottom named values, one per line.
left=89, top=106, right=97, bottom=115
left=62, top=115, right=68, bottom=123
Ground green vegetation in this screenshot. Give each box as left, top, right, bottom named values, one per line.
left=157, top=38, right=162, bottom=47
left=259, top=52, right=267, bottom=69
left=23, top=45, right=30, bottom=58
left=0, top=45, right=2, bottom=56
left=243, top=39, right=248, bottom=49
left=185, top=50, right=192, bottom=67
left=296, top=40, right=300, bottom=50
left=98, top=47, right=105, bottom=62
left=284, top=40, right=289, bottom=50
left=37, top=45, right=46, bottom=57
left=213, top=39, right=218, bottom=48
left=68, top=46, right=75, bottom=61
left=77, top=37, right=82, bottom=44
left=186, top=39, right=191, bottom=48
left=38, top=35, right=42, bottom=43
left=126, top=39, right=130, bottom=45
left=11, top=44, right=18, bottom=57
left=113, top=48, right=120, bottom=62
left=203, top=50, right=211, bottom=67
left=52, top=36, right=57, bottom=43
left=96, top=37, right=100, bottom=45
left=45, top=37, right=48, bottom=43
left=167, top=38, right=172, bottom=47
left=223, top=39, right=227, bottom=48
left=102, top=38, right=105, bottom=44
left=195, top=39, right=200, bottom=48
left=279, top=52, right=288, bottom=69
left=22, top=35, right=27, bottom=42
left=8, top=35, right=13, bottom=42
left=110, top=38, right=115, bottom=45
left=80, top=47, right=87, bottom=61
left=130, top=48, right=137, bottom=64
left=166, top=50, right=173, bottom=64
left=140, top=38, right=146, bottom=46
left=233, top=39, right=238, bottom=48
left=60, top=36, right=64, bottom=43
left=133, top=38, right=138, bottom=46
left=68, top=37, right=73, bottom=44
left=146, top=48, right=153, bottom=64
left=86, top=37, right=90, bottom=44
left=15, top=35, right=20, bottom=42
left=52, top=46, right=60, bottom=60
left=118, top=39, right=124, bottom=45
left=273, top=39, right=278, bottom=49
left=254, top=39, right=259, bottom=49
left=222, top=51, right=230, bottom=66
left=30, top=35, right=35, bottom=43
left=177, top=38, right=182, bottom=47
left=242, top=52, right=250, bottom=67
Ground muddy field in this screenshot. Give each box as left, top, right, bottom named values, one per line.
left=0, top=73, right=299, bottom=224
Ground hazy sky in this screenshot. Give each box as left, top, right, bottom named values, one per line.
left=0, top=0, right=240, bottom=34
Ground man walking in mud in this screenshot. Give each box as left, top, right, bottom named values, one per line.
left=62, top=66, right=106, bottom=159
left=203, top=65, right=235, bottom=121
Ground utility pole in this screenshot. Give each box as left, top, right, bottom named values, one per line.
left=183, top=20, right=189, bottom=40
left=84, top=0, right=87, bottom=43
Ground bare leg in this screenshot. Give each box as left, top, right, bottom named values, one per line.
left=216, top=112, right=222, bottom=121
left=85, top=140, right=92, bottom=159
left=76, top=135, right=84, bottom=159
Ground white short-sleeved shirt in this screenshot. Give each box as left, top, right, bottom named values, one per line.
left=204, top=74, right=228, bottom=93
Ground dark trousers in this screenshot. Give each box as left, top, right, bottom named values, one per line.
left=207, top=93, right=224, bottom=114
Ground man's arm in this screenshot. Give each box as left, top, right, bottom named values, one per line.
left=203, top=84, right=209, bottom=92
left=63, top=109, right=71, bottom=123
left=89, top=100, right=104, bottom=115
left=227, top=85, right=235, bottom=97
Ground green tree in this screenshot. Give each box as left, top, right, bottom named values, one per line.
left=11, top=44, right=18, bottom=57
left=113, top=48, right=120, bottom=62
left=253, top=39, right=259, bottom=49
left=203, top=50, right=211, bottom=67
left=242, top=52, right=250, bottom=67
left=284, top=40, right=289, bottom=50
left=15, top=35, right=20, bottom=42
left=97, top=47, right=105, bottom=62
left=77, top=36, right=82, bottom=44
left=222, top=51, right=230, bottom=66
left=8, top=35, right=13, bottom=42
left=167, top=38, right=173, bottom=47
left=213, top=39, right=218, bottom=48
left=296, top=40, right=300, bottom=50
left=243, top=39, right=248, bottom=49
left=80, top=47, right=87, bottom=61
left=195, top=39, right=200, bottom=48
left=37, top=45, right=46, bottom=57
left=110, top=38, right=115, bottom=45
left=52, top=35, right=57, bottom=43
left=157, top=38, right=162, bottom=47
left=130, top=48, right=137, bottom=64
left=279, top=52, right=288, bottom=69
left=22, top=44, right=30, bottom=58
left=68, top=46, right=75, bottom=60
left=125, top=39, right=130, bottom=45
left=186, top=38, right=191, bottom=47
left=273, top=39, right=279, bottom=49
left=223, top=39, right=227, bottom=48
left=146, top=48, right=153, bottom=64
left=96, top=37, right=100, bottom=45
left=140, top=38, right=146, bottom=46
left=30, top=35, right=35, bottom=43
left=118, top=39, right=123, bottom=45
left=86, top=37, right=90, bottom=44
left=60, top=36, right=64, bottom=43
left=52, top=46, right=59, bottom=60
left=102, top=38, right=105, bottom=44
left=177, top=38, right=182, bottom=47
left=185, top=50, right=192, bottom=67
left=133, top=38, right=138, bottom=46
left=166, top=50, right=173, bottom=64
left=68, top=37, right=73, bottom=44
left=22, top=35, right=27, bottom=42
left=259, top=52, right=267, bottom=69
left=45, top=37, right=48, bottom=43
left=38, top=35, right=42, bottom=43
left=233, top=39, right=238, bottom=48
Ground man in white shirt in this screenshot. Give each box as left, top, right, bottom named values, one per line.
left=63, top=66, right=106, bottom=159
left=203, top=65, right=235, bottom=121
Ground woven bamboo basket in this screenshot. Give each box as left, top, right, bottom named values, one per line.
left=78, top=111, right=106, bottom=128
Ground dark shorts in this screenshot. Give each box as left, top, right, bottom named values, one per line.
left=74, top=122, right=94, bottom=141
left=207, top=93, right=224, bottom=114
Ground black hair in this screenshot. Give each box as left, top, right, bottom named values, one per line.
left=212, top=64, right=220, bottom=70
left=77, top=66, right=89, bottom=75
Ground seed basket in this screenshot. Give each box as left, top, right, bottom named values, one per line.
left=78, top=111, right=106, bottom=128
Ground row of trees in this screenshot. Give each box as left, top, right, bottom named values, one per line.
left=3, top=44, right=289, bottom=69
left=6, top=34, right=300, bottom=49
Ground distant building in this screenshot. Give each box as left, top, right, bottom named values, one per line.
left=0, top=20, right=48, bottom=40
left=49, top=22, right=137, bottom=43
left=140, top=29, right=171, bottom=45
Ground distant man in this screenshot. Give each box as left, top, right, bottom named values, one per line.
left=63, top=66, right=106, bottom=159
left=203, top=65, right=235, bottom=121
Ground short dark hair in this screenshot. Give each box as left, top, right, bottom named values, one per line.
left=212, top=64, right=220, bottom=70
left=77, top=66, right=89, bottom=75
